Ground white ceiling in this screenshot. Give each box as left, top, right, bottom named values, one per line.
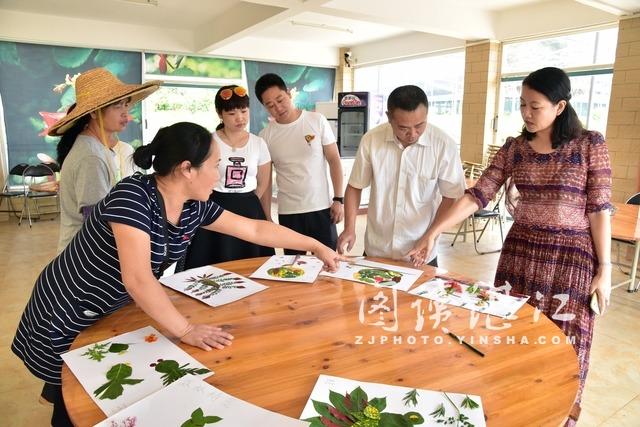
left=0, top=0, right=638, bottom=65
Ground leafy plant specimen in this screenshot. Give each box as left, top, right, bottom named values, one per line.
left=184, top=273, right=246, bottom=299
left=354, top=268, right=403, bottom=285
left=442, top=280, right=463, bottom=296
left=267, top=265, right=305, bottom=279
left=180, top=408, right=221, bottom=427
left=93, top=364, right=144, bottom=400
left=150, top=359, right=210, bottom=386
left=82, top=342, right=130, bottom=361
left=305, top=386, right=425, bottom=427
left=402, top=389, right=420, bottom=407
left=475, top=289, right=495, bottom=307
left=429, top=393, right=477, bottom=426
left=461, top=396, right=479, bottom=410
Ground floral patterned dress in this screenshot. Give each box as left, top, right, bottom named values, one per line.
left=467, top=130, right=612, bottom=408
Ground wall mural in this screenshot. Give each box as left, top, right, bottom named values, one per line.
left=0, top=41, right=142, bottom=175
left=245, top=60, right=336, bottom=134
left=144, top=53, right=242, bottom=79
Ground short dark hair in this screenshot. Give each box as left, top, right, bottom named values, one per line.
left=387, top=85, right=428, bottom=113
left=133, top=122, right=212, bottom=175
left=215, top=85, right=250, bottom=113
left=254, top=73, right=287, bottom=104
left=521, top=67, right=584, bottom=148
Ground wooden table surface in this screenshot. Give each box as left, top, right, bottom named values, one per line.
left=612, top=202, right=640, bottom=241
left=62, top=258, right=579, bottom=427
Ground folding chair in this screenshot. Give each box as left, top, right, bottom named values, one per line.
left=613, top=192, right=640, bottom=279
left=19, top=163, right=59, bottom=227
left=0, top=163, right=29, bottom=218
left=451, top=186, right=505, bottom=255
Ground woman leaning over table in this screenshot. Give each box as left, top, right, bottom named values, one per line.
left=52, top=67, right=160, bottom=252
left=12, top=122, right=343, bottom=427
left=408, top=67, right=611, bottom=426
left=182, top=85, right=275, bottom=269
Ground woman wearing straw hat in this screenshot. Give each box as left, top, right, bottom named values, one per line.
left=12, top=121, right=345, bottom=426
left=49, top=67, right=161, bottom=252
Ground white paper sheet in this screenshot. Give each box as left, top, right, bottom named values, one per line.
left=300, top=374, right=486, bottom=427
left=249, top=255, right=325, bottom=283
left=160, top=266, right=267, bottom=307
left=409, top=278, right=530, bottom=318
left=62, top=326, right=213, bottom=416
left=95, top=375, right=307, bottom=427
left=321, top=259, right=424, bottom=292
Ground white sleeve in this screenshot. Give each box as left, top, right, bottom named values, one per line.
left=319, top=114, right=336, bottom=146
left=255, top=135, right=271, bottom=165
left=348, top=134, right=372, bottom=189
left=437, top=137, right=466, bottom=199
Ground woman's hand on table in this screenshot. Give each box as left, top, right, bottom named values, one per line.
left=180, top=324, right=234, bottom=351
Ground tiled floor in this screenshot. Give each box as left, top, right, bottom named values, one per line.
left=1, top=214, right=638, bottom=426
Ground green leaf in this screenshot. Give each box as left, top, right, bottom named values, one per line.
left=329, top=390, right=351, bottom=415
left=203, top=416, right=222, bottom=423
left=379, top=412, right=413, bottom=427
left=181, top=421, right=196, bottom=427
left=53, top=46, right=92, bottom=68
left=108, top=343, right=129, bottom=353
left=461, top=395, right=479, bottom=410
left=349, top=387, right=368, bottom=412
left=191, top=407, right=205, bottom=424
left=369, top=397, right=387, bottom=412
left=93, top=363, right=144, bottom=400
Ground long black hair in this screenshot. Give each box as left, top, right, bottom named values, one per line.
left=56, top=103, right=90, bottom=165
left=520, top=67, right=584, bottom=149
left=133, top=122, right=212, bottom=176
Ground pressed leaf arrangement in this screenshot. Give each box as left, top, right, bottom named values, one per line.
left=82, top=342, right=130, bottom=361
left=402, top=389, right=420, bottom=407
left=150, top=359, right=211, bottom=386
left=180, top=408, right=221, bottom=427
left=93, top=364, right=144, bottom=400
left=305, top=386, right=425, bottom=427
left=184, top=273, right=246, bottom=299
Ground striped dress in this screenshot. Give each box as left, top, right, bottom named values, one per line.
left=468, top=130, right=612, bottom=408
left=11, top=174, right=223, bottom=385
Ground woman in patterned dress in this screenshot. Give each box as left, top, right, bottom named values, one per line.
left=408, top=67, right=612, bottom=425
left=12, top=122, right=344, bottom=426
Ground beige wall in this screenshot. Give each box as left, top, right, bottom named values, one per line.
left=605, top=16, right=640, bottom=202
left=459, top=41, right=501, bottom=165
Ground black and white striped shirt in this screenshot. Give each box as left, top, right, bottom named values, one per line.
left=11, top=174, right=223, bottom=384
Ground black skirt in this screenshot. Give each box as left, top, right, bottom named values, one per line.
left=182, top=191, right=275, bottom=269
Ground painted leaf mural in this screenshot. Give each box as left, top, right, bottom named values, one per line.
left=0, top=41, right=143, bottom=180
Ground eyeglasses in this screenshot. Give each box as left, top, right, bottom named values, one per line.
left=219, top=86, right=248, bottom=100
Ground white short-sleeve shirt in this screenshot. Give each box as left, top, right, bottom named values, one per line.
left=349, top=122, right=465, bottom=262
left=259, top=110, right=335, bottom=214
left=214, top=132, right=271, bottom=193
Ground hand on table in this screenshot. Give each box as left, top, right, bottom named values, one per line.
left=180, top=324, right=234, bottom=351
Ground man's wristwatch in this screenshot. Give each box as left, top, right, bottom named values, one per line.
left=332, top=196, right=344, bottom=204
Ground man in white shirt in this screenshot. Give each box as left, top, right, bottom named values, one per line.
left=255, top=73, right=344, bottom=254
left=337, top=85, right=465, bottom=266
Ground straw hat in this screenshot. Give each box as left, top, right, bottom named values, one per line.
left=48, top=67, right=161, bottom=136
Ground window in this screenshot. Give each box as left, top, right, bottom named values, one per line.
left=354, top=51, right=465, bottom=145
left=497, top=27, right=617, bottom=144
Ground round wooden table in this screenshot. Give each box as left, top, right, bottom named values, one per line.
left=62, top=257, right=579, bottom=426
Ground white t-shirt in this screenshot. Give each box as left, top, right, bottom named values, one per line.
left=214, top=132, right=271, bottom=193
left=259, top=110, right=335, bottom=214
left=113, top=140, right=137, bottom=180
left=349, top=122, right=465, bottom=262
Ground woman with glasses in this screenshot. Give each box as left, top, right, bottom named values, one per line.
left=50, top=68, right=160, bottom=251
left=181, top=85, right=276, bottom=269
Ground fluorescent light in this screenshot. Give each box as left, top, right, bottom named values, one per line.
left=290, top=20, right=353, bottom=34
left=118, top=0, right=159, bottom=6
left=575, top=0, right=632, bottom=15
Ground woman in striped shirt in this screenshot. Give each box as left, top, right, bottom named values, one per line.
left=12, top=122, right=343, bottom=426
